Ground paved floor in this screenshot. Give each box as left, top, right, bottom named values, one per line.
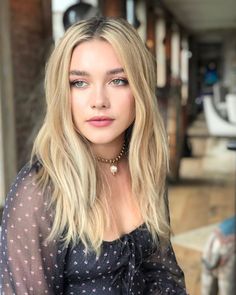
left=168, top=116, right=235, bottom=294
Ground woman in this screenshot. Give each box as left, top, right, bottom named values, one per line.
left=0, top=17, right=187, bottom=294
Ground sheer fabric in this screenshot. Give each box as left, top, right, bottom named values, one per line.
left=0, top=161, right=187, bottom=294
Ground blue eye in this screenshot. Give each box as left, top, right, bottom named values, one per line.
left=70, top=80, right=88, bottom=88
left=111, top=78, right=128, bottom=86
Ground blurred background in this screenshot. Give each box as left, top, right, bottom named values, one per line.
left=0, top=0, right=235, bottom=294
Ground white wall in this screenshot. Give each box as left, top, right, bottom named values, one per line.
left=52, top=0, right=77, bottom=43
left=52, top=0, right=98, bottom=43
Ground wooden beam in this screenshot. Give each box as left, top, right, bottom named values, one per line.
left=100, top=0, right=126, bottom=18
left=146, top=2, right=156, bottom=56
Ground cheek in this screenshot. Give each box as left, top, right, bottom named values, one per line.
left=71, top=97, right=78, bottom=119
left=71, top=95, right=84, bottom=128
left=71, top=94, right=84, bottom=115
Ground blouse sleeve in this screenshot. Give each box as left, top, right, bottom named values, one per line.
left=0, top=162, right=64, bottom=295
left=143, top=239, right=188, bottom=294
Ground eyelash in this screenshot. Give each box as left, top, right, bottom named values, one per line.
left=69, top=78, right=129, bottom=88
left=70, top=80, right=88, bottom=88
left=110, top=78, right=128, bottom=86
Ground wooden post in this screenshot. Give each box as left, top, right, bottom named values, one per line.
left=100, top=0, right=126, bottom=18
left=165, top=20, right=172, bottom=86
left=167, top=24, right=184, bottom=181
left=136, top=0, right=147, bottom=43
left=146, top=2, right=156, bottom=57
left=0, top=0, right=17, bottom=207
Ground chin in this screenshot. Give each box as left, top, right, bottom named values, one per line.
left=85, top=134, right=124, bottom=146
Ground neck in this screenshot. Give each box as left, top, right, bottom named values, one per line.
left=93, top=139, right=127, bottom=176
left=91, top=138, right=125, bottom=160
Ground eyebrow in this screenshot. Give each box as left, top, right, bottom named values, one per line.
left=107, top=68, right=124, bottom=75
left=69, top=68, right=125, bottom=76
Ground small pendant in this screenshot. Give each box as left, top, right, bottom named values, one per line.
left=110, top=164, right=118, bottom=175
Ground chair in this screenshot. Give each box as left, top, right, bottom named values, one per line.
left=226, top=94, right=236, bottom=124
left=203, top=95, right=236, bottom=137
left=212, top=82, right=228, bottom=118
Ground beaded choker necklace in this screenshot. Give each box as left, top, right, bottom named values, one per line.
left=96, top=143, right=126, bottom=175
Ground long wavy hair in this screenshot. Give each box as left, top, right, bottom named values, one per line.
left=32, top=17, right=170, bottom=253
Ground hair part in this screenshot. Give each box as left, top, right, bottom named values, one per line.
left=32, top=16, right=170, bottom=254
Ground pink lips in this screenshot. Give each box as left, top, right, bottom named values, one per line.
left=86, top=116, right=114, bottom=127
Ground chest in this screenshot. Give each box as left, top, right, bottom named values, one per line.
left=102, top=187, right=143, bottom=242
left=63, top=225, right=155, bottom=282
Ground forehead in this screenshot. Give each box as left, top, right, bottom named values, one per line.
left=70, top=39, right=123, bottom=70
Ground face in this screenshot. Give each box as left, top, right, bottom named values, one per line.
left=69, top=39, right=135, bottom=148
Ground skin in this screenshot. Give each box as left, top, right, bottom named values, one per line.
left=69, top=39, right=143, bottom=240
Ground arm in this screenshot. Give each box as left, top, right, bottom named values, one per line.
left=0, top=162, right=63, bottom=294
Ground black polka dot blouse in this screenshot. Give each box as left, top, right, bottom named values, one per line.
left=0, top=161, right=187, bottom=294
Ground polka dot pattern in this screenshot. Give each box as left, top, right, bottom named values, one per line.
left=0, top=161, right=187, bottom=294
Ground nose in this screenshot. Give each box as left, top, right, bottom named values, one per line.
left=90, top=85, right=110, bottom=109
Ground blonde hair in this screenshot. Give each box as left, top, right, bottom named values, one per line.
left=32, top=17, right=170, bottom=253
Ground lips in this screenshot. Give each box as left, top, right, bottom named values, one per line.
left=86, top=116, right=114, bottom=127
